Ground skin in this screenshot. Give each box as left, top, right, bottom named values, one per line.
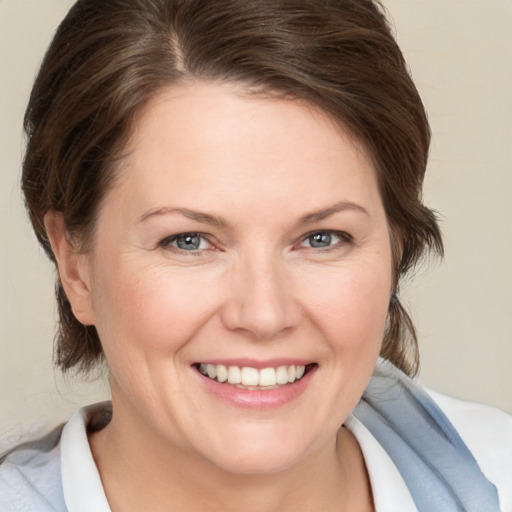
left=46, top=82, right=393, bottom=511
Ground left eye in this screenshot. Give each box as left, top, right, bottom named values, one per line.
left=300, top=231, right=350, bottom=249
left=161, top=233, right=212, bottom=251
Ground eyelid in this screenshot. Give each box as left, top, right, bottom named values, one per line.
left=158, top=229, right=352, bottom=253
left=296, top=229, right=353, bottom=249
left=159, top=232, right=216, bottom=252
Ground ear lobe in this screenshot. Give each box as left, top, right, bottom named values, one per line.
left=44, top=212, right=95, bottom=326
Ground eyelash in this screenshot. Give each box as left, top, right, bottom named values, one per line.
left=297, top=230, right=353, bottom=251
left=158, top=230, right=353, bottom=255
left=159, top=233, right=214, bottom=254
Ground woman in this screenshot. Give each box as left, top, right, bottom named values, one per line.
left=1, top=0, right=510, bottom=510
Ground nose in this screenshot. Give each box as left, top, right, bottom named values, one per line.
left=220, top=252, right=302, bottom=340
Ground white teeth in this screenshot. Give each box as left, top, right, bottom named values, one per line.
left=241, top=367, right=259, bottom=386
left=206, top=364, right=217, bottom=379
left=287, top=365, right=296, bottom=383
left=198, top=363, right=310, bottom=387
left=227, top=366, right=241, bottom=384
left=216, top=364, right=228, bottom=383
left=259, top=367, right=277, bottom=386
left=276, top=366, right=289, bottom=385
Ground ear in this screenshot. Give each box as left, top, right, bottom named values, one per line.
left=44, top=212, right=95, bottom=326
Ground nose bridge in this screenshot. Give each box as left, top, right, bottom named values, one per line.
left=221, top=246, right=300, bottom=339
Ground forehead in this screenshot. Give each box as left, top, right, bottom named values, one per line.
left=111, top=81, right=383, bottom=223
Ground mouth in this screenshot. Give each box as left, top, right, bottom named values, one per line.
left=193, top=362, right=317, bottom=390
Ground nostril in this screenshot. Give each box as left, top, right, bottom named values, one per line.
left=219, top=272, right=302, bottom=340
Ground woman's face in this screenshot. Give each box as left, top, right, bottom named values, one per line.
left=79, top=82, right=392, bottom=474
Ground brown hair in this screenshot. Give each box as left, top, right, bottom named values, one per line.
left=22, top=0, right=442, bottom=377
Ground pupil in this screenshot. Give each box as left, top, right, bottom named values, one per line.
left=177, top=234, right=200, bottom=250
left=310, top=232, right=331, bottom=248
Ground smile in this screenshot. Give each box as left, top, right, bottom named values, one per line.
left=196, top=363, right=314, bottom=389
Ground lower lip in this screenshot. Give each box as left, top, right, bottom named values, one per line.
left=195, top=367, right=316, bottom=409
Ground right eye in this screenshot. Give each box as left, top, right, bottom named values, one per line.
left=296, top=230, right=353, bottom=250
left=160, top=233, right=213, bottom=252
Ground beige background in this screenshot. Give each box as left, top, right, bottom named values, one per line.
left=1, top=0, right=511, bottom=452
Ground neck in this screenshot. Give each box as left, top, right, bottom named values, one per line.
left=89, top=403, right=372, bottom=512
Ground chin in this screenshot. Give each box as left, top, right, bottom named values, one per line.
left=210, top=448, right=304, bottom=476
left=196, top=426, right=318, bottom=476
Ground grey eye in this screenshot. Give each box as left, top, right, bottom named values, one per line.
left=308, top=232, right=332, bottom=248
left=160, top=232, right=214, bottom=253
left=175, top=234, right=202, bottom=250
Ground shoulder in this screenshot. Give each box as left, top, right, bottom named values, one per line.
left=427, top=389, right=512, bottom=511
left=0, top=424, right=67, bottom=512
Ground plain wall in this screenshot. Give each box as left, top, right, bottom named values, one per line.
left=1, top=0, right=511, bottom=452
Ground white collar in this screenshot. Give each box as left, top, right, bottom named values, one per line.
left=345, top=414, right=418, bottom=512
left=61, top=403, right=112, bottom=511
left=60, top=403, right=417, bottom=512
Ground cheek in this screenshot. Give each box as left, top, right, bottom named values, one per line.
left=302, top=261, right=391, bottom=349
left=90, top=262, right=221, bottom=354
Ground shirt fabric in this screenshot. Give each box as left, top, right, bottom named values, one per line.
left=353, top=361, right=506, bottom=511
left=1, top=389, right=511, bottom=511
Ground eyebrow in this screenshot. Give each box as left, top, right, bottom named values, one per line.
left=138, top=200, right=369, bottom=227
left=138, top=207, right=228, bottom=227
left=298, top=201, right=369, bottom=224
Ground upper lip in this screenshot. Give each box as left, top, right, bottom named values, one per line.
left=193, top=358, right=314, bottom=369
